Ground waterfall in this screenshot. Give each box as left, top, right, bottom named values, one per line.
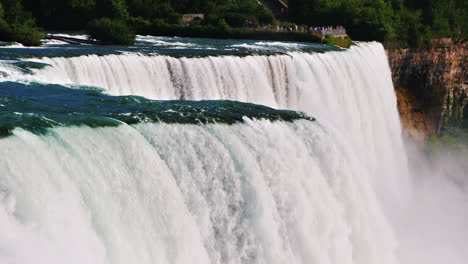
left=0, top=42, right=418, bottom=263
left=0, top=120, right=398, bottom=264
left=29, top=42, right=410, bottom=205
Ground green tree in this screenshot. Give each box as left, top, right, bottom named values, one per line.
left=287, top=0, right=466, bottom=47
left=0, top=0, right=43, bottom=46
left=87, top=17, right=135, bottom=45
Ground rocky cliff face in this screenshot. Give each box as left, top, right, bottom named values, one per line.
left=387, top=39, right=467, bottom=143
left=394, top=88, right=438, bottom=143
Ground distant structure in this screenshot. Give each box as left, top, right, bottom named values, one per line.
left=182, top=14, right=205, bottom=23
left=261, top=0, right=288, bottom=18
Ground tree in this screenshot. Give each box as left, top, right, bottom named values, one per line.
left=0, top=0, right=43, bottom=46
left=87, top=17, right=135, bottom=45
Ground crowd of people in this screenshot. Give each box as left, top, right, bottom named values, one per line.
left=243, top=20, right=347, bottom=36
left=312, top=26, right=346, bottom=36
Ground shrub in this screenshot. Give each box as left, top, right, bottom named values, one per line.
left=87, top=18, right=135, bottom=45
left=9, top=21, right=43, bottom=46
left=217, top=19, right=231, bottom=32
left=324, top=35, right=352, bottom=48
left=0, top=3, right=42, bottom=46
left=222, top=12, right=252, bottom=28
left=256, top=6, right=274, bottom=25
left=127, top=16, right=150, bottom=33
left=0, top=22, right=42, bottom=46
left=166, top=12, right=182, bottom=25
left=0, top=18, right=10, bottom=38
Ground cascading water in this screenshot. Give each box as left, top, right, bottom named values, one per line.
left=1, top=38, right=464, bottom=264
left=25, top=42, right=410, bottom=207
left=0, top=118, right=398, bottom=264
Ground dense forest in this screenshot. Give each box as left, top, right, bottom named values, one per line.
left=289, top=0, right=467, bottom=47
left=0, top=0, right=466, bottom=46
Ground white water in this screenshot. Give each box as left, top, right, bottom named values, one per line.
left=26, top=42, right=410, bottom=203
left=0, top=120, right=398, bottom=264
left=2, top=42, right=466, bottom=263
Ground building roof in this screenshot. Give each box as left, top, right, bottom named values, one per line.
left=277, top=0, right=288, bottom=8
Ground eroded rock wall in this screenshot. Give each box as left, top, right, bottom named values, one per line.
left=387, top=39, right=467, bottom=142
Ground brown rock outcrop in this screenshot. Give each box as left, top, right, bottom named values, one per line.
left=395, top=88, right=438, bottom=142
left=387, top=39, right=467, bottom=143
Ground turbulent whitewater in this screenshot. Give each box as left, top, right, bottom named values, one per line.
left=18, top=42, right=408, bottom=202
left=2, top=38, right=453, bottom=264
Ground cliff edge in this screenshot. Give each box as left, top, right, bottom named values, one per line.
left=387, top=39, right=467, bottom=143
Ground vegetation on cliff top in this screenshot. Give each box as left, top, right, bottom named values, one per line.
left=0, top=0, right=466, bottom=47
left=324, top=35, right=352, bottom=48
left=289, top=0, right=467, bottom=48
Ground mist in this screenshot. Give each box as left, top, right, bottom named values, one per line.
left=396, top=137, right=468, bottom=264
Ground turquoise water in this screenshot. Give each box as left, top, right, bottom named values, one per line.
left=0, top=35, right=322, bottom=136
left=0, top=81, right=312, bottom=137
left=0, top=34, right=342, bottom=59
